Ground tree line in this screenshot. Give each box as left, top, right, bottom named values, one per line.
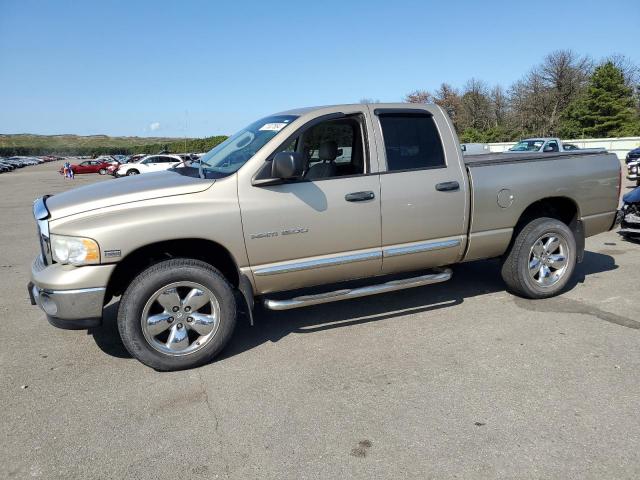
left=0, top=135, right=229, bottom=157
left=398, top=50, right=640, bottom=143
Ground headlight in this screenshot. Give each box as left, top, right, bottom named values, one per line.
left=632, top=166, right=638, bottom=174
left=51, top=235, right=100, bottom=265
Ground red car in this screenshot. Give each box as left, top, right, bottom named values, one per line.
left=60, top=159, right=112, bottom=175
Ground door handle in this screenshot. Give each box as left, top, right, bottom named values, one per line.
left=345, top=191, right=375, bottom=202
left=435, top=181, right=460, bottom=192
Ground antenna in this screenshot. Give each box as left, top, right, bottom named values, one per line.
left=184, top=109, right=188, bottom=153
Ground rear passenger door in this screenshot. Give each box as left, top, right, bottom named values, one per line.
left=371, top=107, right=469, bottom=274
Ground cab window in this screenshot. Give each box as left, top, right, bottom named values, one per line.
left=378, top=113, right=446, bottom=171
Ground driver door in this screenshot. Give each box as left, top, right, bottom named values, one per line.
left=238, top=111, right=383, bottom=294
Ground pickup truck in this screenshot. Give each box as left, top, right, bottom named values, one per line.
left=28, top=103, right=622, bottom=370
left=508, top=137, right=589, bottom=153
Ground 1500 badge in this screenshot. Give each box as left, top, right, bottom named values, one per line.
left=250, top=227, right=308, bottom=239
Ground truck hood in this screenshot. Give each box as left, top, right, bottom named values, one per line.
left=45, top=171, right=214, bottom=219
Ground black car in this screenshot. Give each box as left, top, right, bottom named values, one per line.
left=619, top=187, right=640, bottom=238
left=626, top=147, right=640, bottom=164
left=0, top=161, right=15, bottom=172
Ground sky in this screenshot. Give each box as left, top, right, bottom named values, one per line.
left=1, top=0, right=638, bottom=138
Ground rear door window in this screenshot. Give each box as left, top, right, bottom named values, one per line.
left=378, top=113, right=446, bottom=171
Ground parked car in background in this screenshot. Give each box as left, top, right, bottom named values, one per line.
left=107, top=154, right=146, bottom=175
left=508, top=138, right=603, bottom=154
left=627, top=160, right=639, bottom=186
left=626, top=146, right=640, bottom=164
left=619, top=187, right=640, bottom=238
left=0, top=159, right=14, bottom=169
left=2, top=158, right=26, bottom=168
left=41, top=155, right=65, bottom=162
left=94, top=155, right=118, bottom=166
left=0, top=156, right=44, bottom=169
left=16, top=156, right=44, bottom=165
left=115, top=154, right=183, bottom=176
left=60, top=159, right=112, bottom=175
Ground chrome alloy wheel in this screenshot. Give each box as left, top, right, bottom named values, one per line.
left=141, top=282, right=221, bottom=356
left=528, top=234, right=569, bottom=287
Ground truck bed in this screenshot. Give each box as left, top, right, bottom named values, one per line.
left=463, top=150, right=604, bottom=167
left=461, top=149, right=620, bottom=262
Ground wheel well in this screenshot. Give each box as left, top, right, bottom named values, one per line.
left=515, top=197, right=579, bottom=231
left=510, top=196, right=584, bottom=261
left=105, top=238, right=240, bottom=299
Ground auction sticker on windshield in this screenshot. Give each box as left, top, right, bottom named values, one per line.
left=259, top=123, right=288, bottom=131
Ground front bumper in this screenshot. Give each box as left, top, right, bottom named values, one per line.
left=28, top=282, right=104, bottom=329
left=618, top=208, right=640, bottom=237
left=29, top=256, right=115, bottom=329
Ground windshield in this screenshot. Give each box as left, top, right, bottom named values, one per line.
left=199, top=114, right=297, bottom=178
left=509, top=140, right=544, bottom=152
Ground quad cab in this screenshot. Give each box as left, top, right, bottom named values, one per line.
left=29, top=103, right=621, bottom=370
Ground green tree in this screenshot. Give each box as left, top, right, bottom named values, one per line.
left=560, top=62, right=640, bottom=138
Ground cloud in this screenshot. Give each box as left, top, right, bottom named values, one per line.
left=149, top=122, right=161, bottom=131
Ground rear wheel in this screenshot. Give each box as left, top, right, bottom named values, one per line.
left=117, top=259, right=237, bottom=371
left=501, top=217, right=576, bottom=299
left=126, top=169, right=139, bottom=176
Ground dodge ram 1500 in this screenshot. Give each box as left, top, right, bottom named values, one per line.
left=28, top=103, right=622, bottom=370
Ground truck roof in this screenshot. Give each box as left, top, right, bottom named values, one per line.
left=275, top=103, right=440, bottom=116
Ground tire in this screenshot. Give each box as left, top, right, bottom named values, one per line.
left=117, top=259, right=237, bottom=371
left=98, top=168, right=106, bottom=175
left=126, top=169, right=139, bottom=176
left=501, top=217, right=576, bottom=299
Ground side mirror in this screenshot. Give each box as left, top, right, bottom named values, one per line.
left=543, top=145, right=555, bottom=152
left=272, top=151, right=304, bottom=179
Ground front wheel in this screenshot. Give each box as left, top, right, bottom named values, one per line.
left=98, top=168, right=106, bottom=175
left=126, top=169, right=139, bottom=176
left=501, top=217, right=577, bottom=299
left=117, top=259, right=237, bottom=370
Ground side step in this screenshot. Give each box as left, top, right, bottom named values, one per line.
left=263, top=268, right=452, bottom=311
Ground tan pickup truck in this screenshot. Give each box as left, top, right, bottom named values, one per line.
left=28, top=104, right=622, bottom=370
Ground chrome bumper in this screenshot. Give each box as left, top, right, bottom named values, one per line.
left=28, top=255, right=114, bottom=329
left=28, top=282, right=105, bottom=329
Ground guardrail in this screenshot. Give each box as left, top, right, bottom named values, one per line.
left=488, top=137, right=640, bottom=160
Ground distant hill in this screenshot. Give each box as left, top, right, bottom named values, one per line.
left=0, top=133, right=228, bottom=156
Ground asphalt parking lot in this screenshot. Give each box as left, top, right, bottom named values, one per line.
left=1, top=160, right=639, bottom=479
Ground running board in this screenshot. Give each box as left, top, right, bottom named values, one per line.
left=263, top=268, right=452, bottom=311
